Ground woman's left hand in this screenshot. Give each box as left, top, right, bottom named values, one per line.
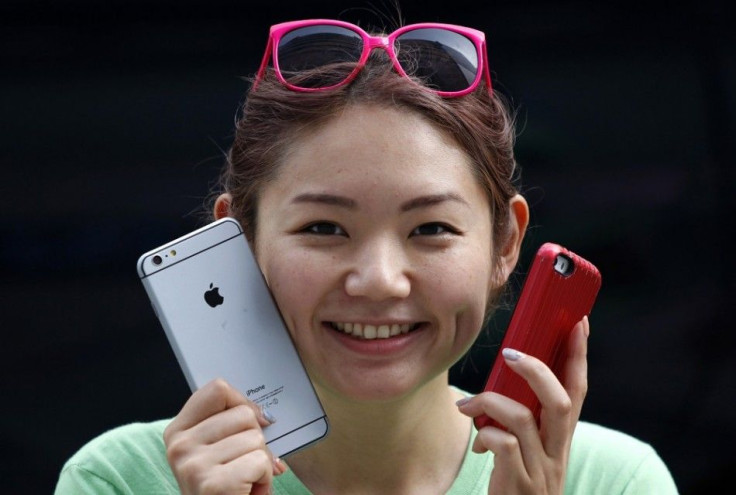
left=456, top=316, right=590, bottom=495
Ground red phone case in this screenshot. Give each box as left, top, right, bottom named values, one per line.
left=473, top=242, right=602, bottom=430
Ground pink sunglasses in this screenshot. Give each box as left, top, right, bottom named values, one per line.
left=255, top=19, right=493, bottom=97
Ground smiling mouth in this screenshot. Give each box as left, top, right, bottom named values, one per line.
left=328, top=322, right=421, bottom=340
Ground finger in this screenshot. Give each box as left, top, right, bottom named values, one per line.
left=500, top=348, right=575, bottom=459
left=561, top=316, right=589, bottom=416
left=205, top=448, right=274, bottom=495
left=166, top=379, right=270, bottom=439
left=543, top=317, right=590, bottom=454
left=273, top=457, right=288, bottom=476
left=473, top=424, right=531, bottom=489
left=458, top=393, right=544, bottom=476
left=206, top=428, right=269, bottom=465
left=539, top=317, right=589, bottom=457
left=190, top=404, right=268, bottom=446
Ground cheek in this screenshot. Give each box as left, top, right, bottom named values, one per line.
left=260, top=248, right=324, bottom=334
left=424, top=250, right=492, bottom=321
left=446, top=270, right=491, bottom=352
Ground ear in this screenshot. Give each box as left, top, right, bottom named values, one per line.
left=496, top=194, right=529, bottom=284
left=214, top=193, right=233, bottom=220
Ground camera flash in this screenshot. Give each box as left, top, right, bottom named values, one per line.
left=170, top=250, right=177, bottom=257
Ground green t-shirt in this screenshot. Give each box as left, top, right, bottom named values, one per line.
left=55, top=414, right=678, bottom=494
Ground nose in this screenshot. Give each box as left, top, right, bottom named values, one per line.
left=344, top=238, right=411, bottom=301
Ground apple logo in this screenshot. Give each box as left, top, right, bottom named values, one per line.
left=204, top=283, right=224, bottom=308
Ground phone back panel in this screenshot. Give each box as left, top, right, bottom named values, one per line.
left=138, top=218, right=328, bottom=457
left=475, top=242, right=601, bottom=429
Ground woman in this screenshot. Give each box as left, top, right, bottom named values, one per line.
left=56, top=19, right=677, bottom=494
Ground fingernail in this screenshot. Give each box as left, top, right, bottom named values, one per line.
left=502, top=348, right=524, bottom=361
left=262, top=409, right=276, bottom=424
left=583, top=315, right=590, bottom=337
left=273, top=457, right=287, bottom=474
left=455, top=396, right=472, bottom=407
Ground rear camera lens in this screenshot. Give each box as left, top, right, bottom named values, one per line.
left=152, top=255, right=163, bottom=265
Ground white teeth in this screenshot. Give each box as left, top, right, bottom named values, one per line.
left=353, top=323, right=363, bottom=337
left=377, top=325, right=390, bottom=338
left=332, top=322, right=416, bottom=339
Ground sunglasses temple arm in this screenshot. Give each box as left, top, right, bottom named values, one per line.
left=253, top=37, right=274, bottom=91
left=482, top=44, right=493, bottom=94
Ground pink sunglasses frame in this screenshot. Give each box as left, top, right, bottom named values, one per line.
left=254, top=19, right=493, bottom=97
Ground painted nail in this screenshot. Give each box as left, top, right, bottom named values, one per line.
left=455, top=396, right=472, bottom=407
left=262, top=409, right=276, bottom=424
left=502, top=348, right=524, bottom=361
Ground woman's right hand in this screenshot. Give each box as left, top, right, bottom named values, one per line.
left=163, top=378, right=286, bottom=495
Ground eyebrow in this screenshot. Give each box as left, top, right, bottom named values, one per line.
left=291, top=193, right=357, bottom=209
left=290, top=192, right=469, bottom=211
left=400, top=193, right=470, bottom=212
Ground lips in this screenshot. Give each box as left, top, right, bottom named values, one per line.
left=328, top=321, right=420, bottom=340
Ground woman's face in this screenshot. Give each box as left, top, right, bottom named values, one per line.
left=254, top=104, right=499, bottom=402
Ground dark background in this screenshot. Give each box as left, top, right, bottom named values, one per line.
left=2, top=0, right=734, bottom=493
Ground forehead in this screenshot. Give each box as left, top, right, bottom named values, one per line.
left=273, top=104, right=481, bottom=195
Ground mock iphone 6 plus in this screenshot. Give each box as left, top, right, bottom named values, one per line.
left=137, top=217, right=328, bottom=458
left=474, top=242, right=602, bottom=431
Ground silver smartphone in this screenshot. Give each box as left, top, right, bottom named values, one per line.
left=137, top=217, right=329, bottom=458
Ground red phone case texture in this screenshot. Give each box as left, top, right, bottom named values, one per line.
left=474, top=242, right=602, bottom=430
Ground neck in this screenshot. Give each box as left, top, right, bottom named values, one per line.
left=285, top=373, right=471, bottom=495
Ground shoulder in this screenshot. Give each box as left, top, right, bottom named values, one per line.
left=55, top=419, right=179, bottom=495
left=566, top=421, right=679, bottom=494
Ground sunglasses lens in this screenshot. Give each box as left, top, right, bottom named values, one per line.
left=277, top=25, right=364, bottom=88
left=395, top=28, right=479, bottom=93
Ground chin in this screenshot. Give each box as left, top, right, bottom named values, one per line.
left=315, top=367, right=446, bottom=405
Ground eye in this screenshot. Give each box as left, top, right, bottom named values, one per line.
left=410, top=223, right=460, bottom=236
left=302, top=222, right=347, bottom=236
